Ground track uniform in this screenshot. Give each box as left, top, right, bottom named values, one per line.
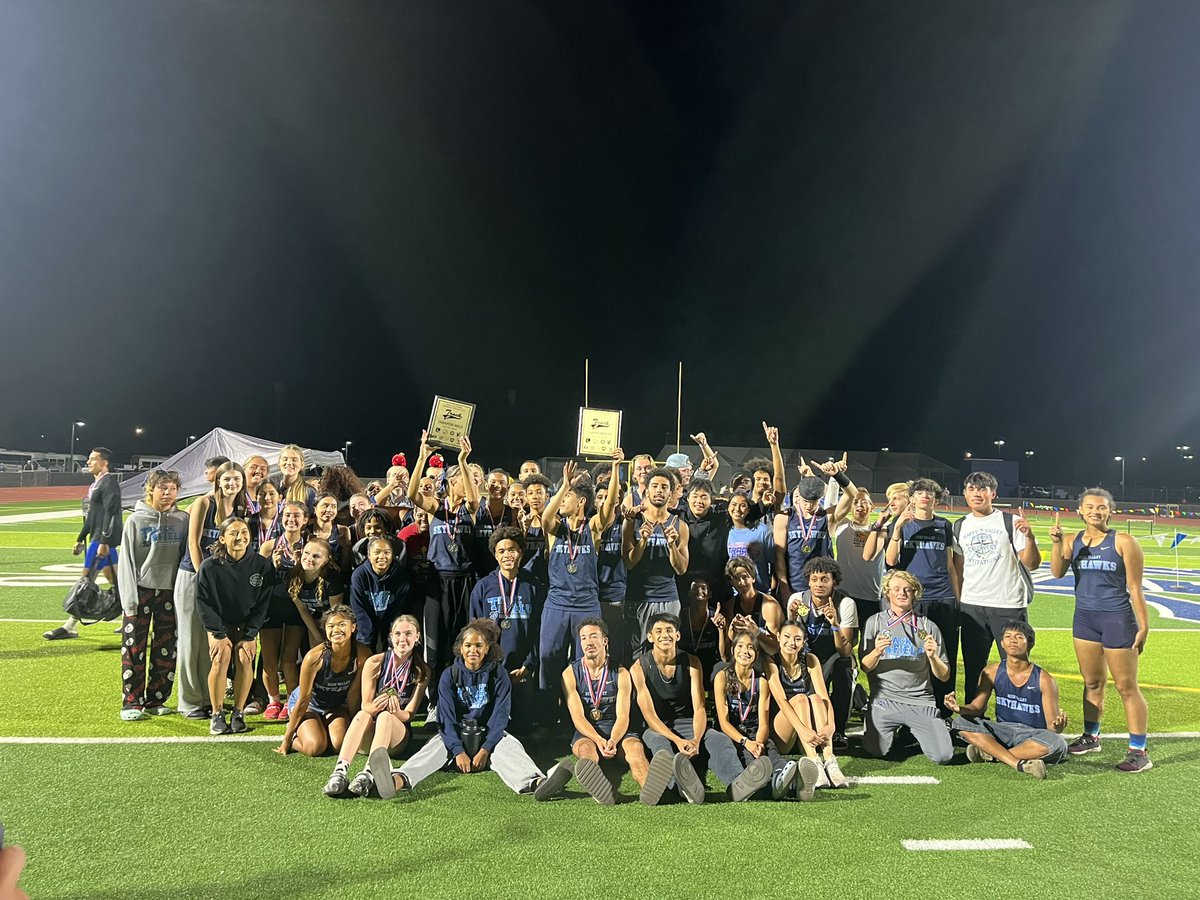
left=1070, top=532, right=1138, bottom=648
left=597, top=517, right=628, bottom=664
left=792, top=589, right=858, bottom=734
left=625, top=515, right=682, bottom=658
left=781, top=508, right=832, bottom=590
left=951, top=662, right=1068, bottom=763
left=287, top=645, right=358, bottom=716
left=425, top=499, right=478, bottom=678
left=539, top=518, right=600, bottom=690
left=570, top=657, right=620, bottom=746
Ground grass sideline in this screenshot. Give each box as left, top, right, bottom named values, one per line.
left=3, top=501, right=1200, bottom=899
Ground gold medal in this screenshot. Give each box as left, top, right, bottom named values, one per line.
left=589, top=707, right=602, bottom=722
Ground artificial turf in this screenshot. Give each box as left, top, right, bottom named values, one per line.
left=3, top=503, right=1200, bottom=899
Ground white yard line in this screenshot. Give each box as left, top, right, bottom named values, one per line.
left=849, top=776, right=940, bottom=785
left=0, top=735, right=279, bottom=745
left=903, top=839, right=1031, bottom=851
left=0, top=510, right=81, bottom=524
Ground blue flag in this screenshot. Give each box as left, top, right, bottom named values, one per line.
left=1171, top=533, right=1188, bottom=549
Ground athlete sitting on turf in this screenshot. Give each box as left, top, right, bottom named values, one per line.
left=724, top=557, right=783, bottom=656
left=276, top=605, right=371, bottom=756
left=860, top=570, right=954, bottom=765
left=766, top=619, right=849, bottom=797
left=711, top=630, right=797, bottom=801
left=946, top=621, right=1068, bottom=780
left=325, top=614, right=430, bottom=797
left=1050, top=488, right=1152, bottom=773
left=378, top=618, right=569, bottom=800
left=195, top=517, right=276, bottom=736
left=630, top=613, right=773, bottom=805
left=559, top=617, right=650, bottom=805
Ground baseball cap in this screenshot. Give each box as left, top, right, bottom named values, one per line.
left=665, top=453, right=692, bottom=469
left=797, top=476, right=825, bottom=501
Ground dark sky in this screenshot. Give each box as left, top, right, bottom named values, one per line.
left=3, top=0, right=1200, bottom=488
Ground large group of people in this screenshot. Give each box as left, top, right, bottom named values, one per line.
left=47, top=427, right=1153, bottom=808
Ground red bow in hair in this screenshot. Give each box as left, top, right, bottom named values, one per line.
left=391, top=453, right=407, bottom=467
left=428, top=454, right=445, bottom=469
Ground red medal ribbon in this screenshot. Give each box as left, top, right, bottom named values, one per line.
left=583, top=661, right=610, bottom=710
left=735, top=671, right=757, bottom=725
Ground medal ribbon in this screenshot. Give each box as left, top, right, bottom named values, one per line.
left=498, top=573, right=519, bottom=620
left=258, top=506, right=280, bottom=547
left=442, top=499, right=459, bottom=549
left=563, top=516, right=586, bottom=564
left=583, top=662, right=610, bottom=710
left=794, top=507, right=819, bottom=544
left=381, top=651, right=413, bottom=698
left=735, top=672, right=757, bottom=725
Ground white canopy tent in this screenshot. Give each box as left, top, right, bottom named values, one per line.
left=119, top=428, right=345, bottom=506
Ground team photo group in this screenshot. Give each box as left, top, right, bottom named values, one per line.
left=54, top=418, right=1153, bottom=809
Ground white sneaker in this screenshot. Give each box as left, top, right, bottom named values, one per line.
left=796, top=757, right=821, bottom=801
left=823, top=757, right=849, bottom=788
left=771, top=760, right=798, bottom=800
left=814, top=761, right=833, bottom=789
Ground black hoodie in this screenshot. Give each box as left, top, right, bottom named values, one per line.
left=196, top=552, right=277, bottom=640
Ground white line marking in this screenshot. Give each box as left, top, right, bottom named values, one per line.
left=0, top=618, right=65, bottom=623
left=903, top=839, right=1031, bottom=851
left=0, top=510, right=82, bottom=524
left=0, top=735, right=280, bottom=745
left=1099, top=731, right=1200, bottom=739
left=848, top=776, right=941, bottom=785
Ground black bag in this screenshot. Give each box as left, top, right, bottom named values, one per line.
left=63, top=562, right=121, bottom=624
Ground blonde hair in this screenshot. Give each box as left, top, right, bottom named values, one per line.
left=278, top=444, right=309, bottom=504
left=885, top=482, right=910, bottom=501
left=287, top=537, right=336, bottom=607
left=881, top=569, right=924, bottom=602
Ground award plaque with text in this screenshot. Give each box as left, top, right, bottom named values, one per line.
left=426, top=396, right=476, bottom=449
left=577, top=407, right=622, bottom=459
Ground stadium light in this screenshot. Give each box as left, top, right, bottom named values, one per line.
left=69, top=421, right=85, bottom=471
left=993, top=439, right=1005, bottom=456
left=1115, top=456, right=1125, bottom=499
left=964, top=451, right=973, bottom=459
left=1024, top=450, right=1035, bottom=458
left=343, top=440, right=353, bottom=464
left=134, top=426, right=144, bottom=436
left=187, top=435, right=197, bottom=445
left=880, top=447, right=890, bottom=452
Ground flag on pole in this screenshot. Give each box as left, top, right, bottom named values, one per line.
left=1171, top=533, right=1188, bottom=549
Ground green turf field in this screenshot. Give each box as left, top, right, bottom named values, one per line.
left=2, top=503, right=1199, bottom=899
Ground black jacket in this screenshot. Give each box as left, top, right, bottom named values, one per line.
left=77, top=473, right=123, bottom=546
left=196, top=552, right=277, bottom=640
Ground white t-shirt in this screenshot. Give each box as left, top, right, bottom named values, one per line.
left=834, top=522, right=883, bottom=601
left=954, top=510, right=1029, bottom=609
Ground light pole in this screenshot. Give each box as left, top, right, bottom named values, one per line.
left=343, top=441, right=352, bottom=465
left=1114, top=456, right=1125, bottom=499
left=69, top=421, right=85, bottom=471
left=187, top=435, right=197, bottom=445
left=993, top=439, right=1006, bottom=457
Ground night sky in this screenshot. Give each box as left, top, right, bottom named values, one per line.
left=3, top=0, right=1200, bottom=489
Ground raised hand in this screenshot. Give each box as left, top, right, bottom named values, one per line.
left=689, top=432, right=709, bottom=448
left=1049, top=511, right=1063, bottom=543
left=797, top=456, right=814, bottom=478
left=817, top=459, right=839, bottom=477
left=611, top=447, right=625, bottom=465
left=1012, top=504, right=1032, bottom=536
left=458, top=435, right=473, bottom=460
left=562, top=459, right=578, bottom=487
left=836, top=451, right=848, bottom=473
left=663, top=524, right=680, bottom=547
left=762, top=421, right=779, bottom=446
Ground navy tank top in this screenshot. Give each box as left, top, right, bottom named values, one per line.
left=312, top=646, right=357, bottom=711
left=1070, top=532, right=1129, bottom=612
left=783, top=508, right=832, bottom=587
left=473, top=502, right=513, bottom=576
left=546, top=517, right=600, bottom=610
left=572, top=658, right=619, bottom=730
left=776, top=657, right=813, bottom=699
left=428, top=499, right=474, bottom=576
left=994, top=663, right=1047, bottom=729
left=597, top=517, right=627, bottom=604
left=724, top=668, right=762, bottom=737
left=375, top=651, right=419, bottom=708
left=627, top=514, right=681, bottom=605
left=640, top=653, right=692, bottom=722
left=797, top=591, right=839, bottom=661
left=180, top=502, right=221, bottom=573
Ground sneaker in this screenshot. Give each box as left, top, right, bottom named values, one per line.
left=771, top=760, right=798, bottom=800
left=229, top=710, right=247, bottom=734
left=1116, top=749, right=1153, bottom=773
left=796, top=757, right=821, bottom=802
left=43, top=627, right=79, bottom=641
left=639, top=752, right=675, bottom=806
left=1067, top=733, right=1102, bottom=755
left=348, top=770, right=375, bottom=797
left=575, top=757, right=616, bottom=806
left=966, top=745, right=995, bottom=764
left=824, top=757, right=850, bottom=789
left=210, top=712, right=231, bottom=735
left=814, top=762, right=833, bottom=790
left=1017, top=759, right=1047, bottom=780
left=144, top=706, right=175, bottom=717
left=263, top=701, right=284, bottom=722
left=673, top=752, right=707, bottom=804
left=243, top=699, right=265, bottom=716
left=533, top=759, right=575, bottom=801
left=425, top=705, right=438, bottom=724
left=119, top=708, right=145, bottom=722
left=730, top=757, right=773, bottom=802
left=370, top=747, right=398, bottom=800
left=832, top=732, right=848, bottom=750
left=185, top=706, right=213, bottom=720
left=324, top=770, right=350, bottom=797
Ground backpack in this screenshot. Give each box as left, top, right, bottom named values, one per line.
left=952, top=511, right=1035, bottom=606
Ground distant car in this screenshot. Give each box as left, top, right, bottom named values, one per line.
left=1021, top=485, right=1050, bottom=498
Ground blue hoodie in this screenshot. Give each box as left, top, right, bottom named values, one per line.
left=437, top=658, right=512, bottom=755
left=349, top=558, right=410, bottom=648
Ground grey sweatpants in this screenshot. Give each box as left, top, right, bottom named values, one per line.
left=173, top=568, right=211, bottom=714
left=397, top=732, right=544, bottom=793
left=863, top=698, right=954, bottom=765
left=641, top=718, right=756, bottom=788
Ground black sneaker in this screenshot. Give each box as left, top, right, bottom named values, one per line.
left=533, top=759, right=575, bottom=801
left=185, top=706, right=213, bottom=720
left=1067, top=733, right=1102, bottom=755
left=229, top=710, right=247, bottom=734
left=210, top=712, right=231, bottom=735
left=43, top=627, right=79, bottom=641
left=832, top=732, right=848, bottom=750
left=1116, top=749, right=1153, bottom=773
